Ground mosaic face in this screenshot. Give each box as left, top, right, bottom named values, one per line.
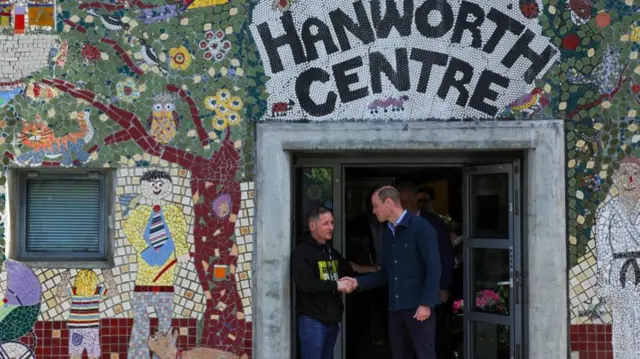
left=140, top=171, right=173, bottom=201
left=612, top=159, right=640, bottom=202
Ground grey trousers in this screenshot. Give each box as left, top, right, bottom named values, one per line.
left=127, top=291, right=173, bottom=359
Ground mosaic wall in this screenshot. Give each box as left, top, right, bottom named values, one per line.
left=0, top=0, right=637, bottom=358
left=0, top=0, right=262, bottom=357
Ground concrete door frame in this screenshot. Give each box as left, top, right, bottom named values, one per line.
left=253, top=121, right=567, bottom=359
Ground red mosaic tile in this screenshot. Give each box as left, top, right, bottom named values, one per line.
left=570, top=324, right=613, bottom=359
left=17, top=319, right=199, bottom=359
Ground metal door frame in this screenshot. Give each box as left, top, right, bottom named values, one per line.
left=291, top=154, right=524, bottom=359
left=462, top=161, right=523, bottom=359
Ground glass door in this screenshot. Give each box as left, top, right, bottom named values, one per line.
left=291, top=163, right=343, bottom=359
left=463, top=162, right=522, bottom=359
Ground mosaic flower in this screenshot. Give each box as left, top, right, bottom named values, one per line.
left=227, top=111, right=241, bottom=125
left=204, top=96, right=219, bottom=111
left=199, top=30, right=231, bottom=62
left=582, top=174, right=603, bottom=192
left=168, top=45, right=192, bottom=71
left=229, top=97, right=243, bottom=111
left=216, top=89, right=231, bottom=102
left=212, top=115, right=227, bottom=131
left=115, top=78, right=140, bottom=103
left=81, top=43, right=101, bottom=62
left=216, top=103, right=229, bottom=116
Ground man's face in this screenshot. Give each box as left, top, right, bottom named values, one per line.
left=141, top=177, right=173, bottom=200
left=309, top=212, right=334, bottom=241
left=613, top=161, right=640, bottom=201
left=371, top=194, right=391, bottom=223
left=399, top=189, right=415, bottom=211
left=416, top=192, right=432, bottom=212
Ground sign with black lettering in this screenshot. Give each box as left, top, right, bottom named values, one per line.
left=249, top=0, right=559, bottom=120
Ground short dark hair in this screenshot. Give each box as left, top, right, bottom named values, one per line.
left=376, top=186, right=401, bottom=204
left=307, top=206, right=332, bottom=223
left=417, top=185, right=436, bottom=201
left=397, top=181, right=415, bottom=193
left=141, top=170, right=172, bottom=183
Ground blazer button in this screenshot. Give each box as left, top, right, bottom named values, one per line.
left=395, top=295, right=399, bottom=298
left=405, top=244, right=408, bottom=247
left=394, top=260, right=397, bottom=264
left=394, top=277, right=398, bottom=280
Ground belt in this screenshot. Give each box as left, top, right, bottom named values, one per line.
left=134, top=285, right=174, bottom=293
left=614, top=252, right=640, bottom=288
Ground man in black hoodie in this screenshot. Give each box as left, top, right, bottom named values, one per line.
left=292, top=206, right=377, bottom=359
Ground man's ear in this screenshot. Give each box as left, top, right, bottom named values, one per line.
left=308, top=221, right=315, bottom=232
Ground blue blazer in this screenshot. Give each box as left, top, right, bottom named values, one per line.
left=357, top=211, right=442, bottom=310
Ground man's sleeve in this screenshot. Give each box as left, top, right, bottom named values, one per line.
left=418, top=221, right=442, bottom=307
left=357, top=249, right=388, bottom=290
left=291, top=249, right=338, bottom=294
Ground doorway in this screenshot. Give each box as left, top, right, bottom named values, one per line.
left=252, top=120, right=567, bottom=359
left=291, top=154, right=523, bottom=359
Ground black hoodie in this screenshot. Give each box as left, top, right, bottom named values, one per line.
left=291, top=234, right=354, bottom=324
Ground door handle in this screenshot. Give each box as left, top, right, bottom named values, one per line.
left=497, top=280, right=513, bottom=287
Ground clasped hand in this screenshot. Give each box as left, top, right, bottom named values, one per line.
left=336, top=277, right=358, bottom=294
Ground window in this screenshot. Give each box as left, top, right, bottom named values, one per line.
left=12, top=170, right=112, bottom=264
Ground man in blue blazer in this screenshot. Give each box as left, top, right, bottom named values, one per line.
left=344, top=186, right=442, bottom=359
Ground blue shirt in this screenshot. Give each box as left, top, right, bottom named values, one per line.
left=387, top=210, right=407, bottom=236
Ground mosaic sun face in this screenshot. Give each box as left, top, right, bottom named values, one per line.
left=141, top=177, right=173, bottom=201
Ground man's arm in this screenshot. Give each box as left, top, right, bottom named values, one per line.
left=349, top=262, right=380, bottom=274
left=291, top=250, right=338, bottom=294
left=417, top=221, right=442, bottom=307
left=354, top=250, right=388, bottom=290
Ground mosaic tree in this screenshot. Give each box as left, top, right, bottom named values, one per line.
left=0, top=0, right=267, bottom=356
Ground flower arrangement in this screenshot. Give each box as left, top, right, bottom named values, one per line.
left=451, top=289, right=508, bottom=315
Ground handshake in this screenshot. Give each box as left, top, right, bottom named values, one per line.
left=337, top=277, right=358, bottom=294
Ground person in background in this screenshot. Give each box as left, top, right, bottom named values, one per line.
left=398, top=182, right=418, bottom=214
left=344, top=186, right=441, bottom=359
left=292, top=206, right=377, bottom=359
left=416, top=185, right=455, bottom=359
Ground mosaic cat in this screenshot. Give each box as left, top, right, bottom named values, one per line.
left=15, top=110, right=94, bottom=167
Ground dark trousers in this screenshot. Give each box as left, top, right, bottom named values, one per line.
left=298, top=315, right=340, bottom=359
left=388, top=309, right=436, bottom=359
left=435, top=301, right=452, bottom=359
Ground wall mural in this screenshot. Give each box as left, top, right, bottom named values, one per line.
left=0, top=0, right=636, bottom=358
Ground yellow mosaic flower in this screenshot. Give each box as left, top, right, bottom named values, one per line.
left=227, top=111, right=241, bottom=126
left=229, top=96, right=243, bottom=111
left=204, top=96, right=218, bottom=111
left=216, top=89, right=231, bottom=102
left=169, top=46, right=192, bottom=71
left=213, top=115, right=228, bottom=131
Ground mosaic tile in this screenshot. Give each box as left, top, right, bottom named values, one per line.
left=0, top=0, right=637, bottom=356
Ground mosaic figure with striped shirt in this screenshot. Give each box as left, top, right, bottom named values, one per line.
left=123, top=170, right=190, bottom=359
left=56, top=269, right=117, bottom=359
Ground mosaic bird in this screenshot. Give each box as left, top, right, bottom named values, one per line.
left=139, top=38, right=168, bottom=75
left=498, top=87, right=549, bottom=118
left=147, top=93, right=180, bottom=143
left=566, top=45, right=624, bottom=94
left=86, top=8, right=130, bottom=32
